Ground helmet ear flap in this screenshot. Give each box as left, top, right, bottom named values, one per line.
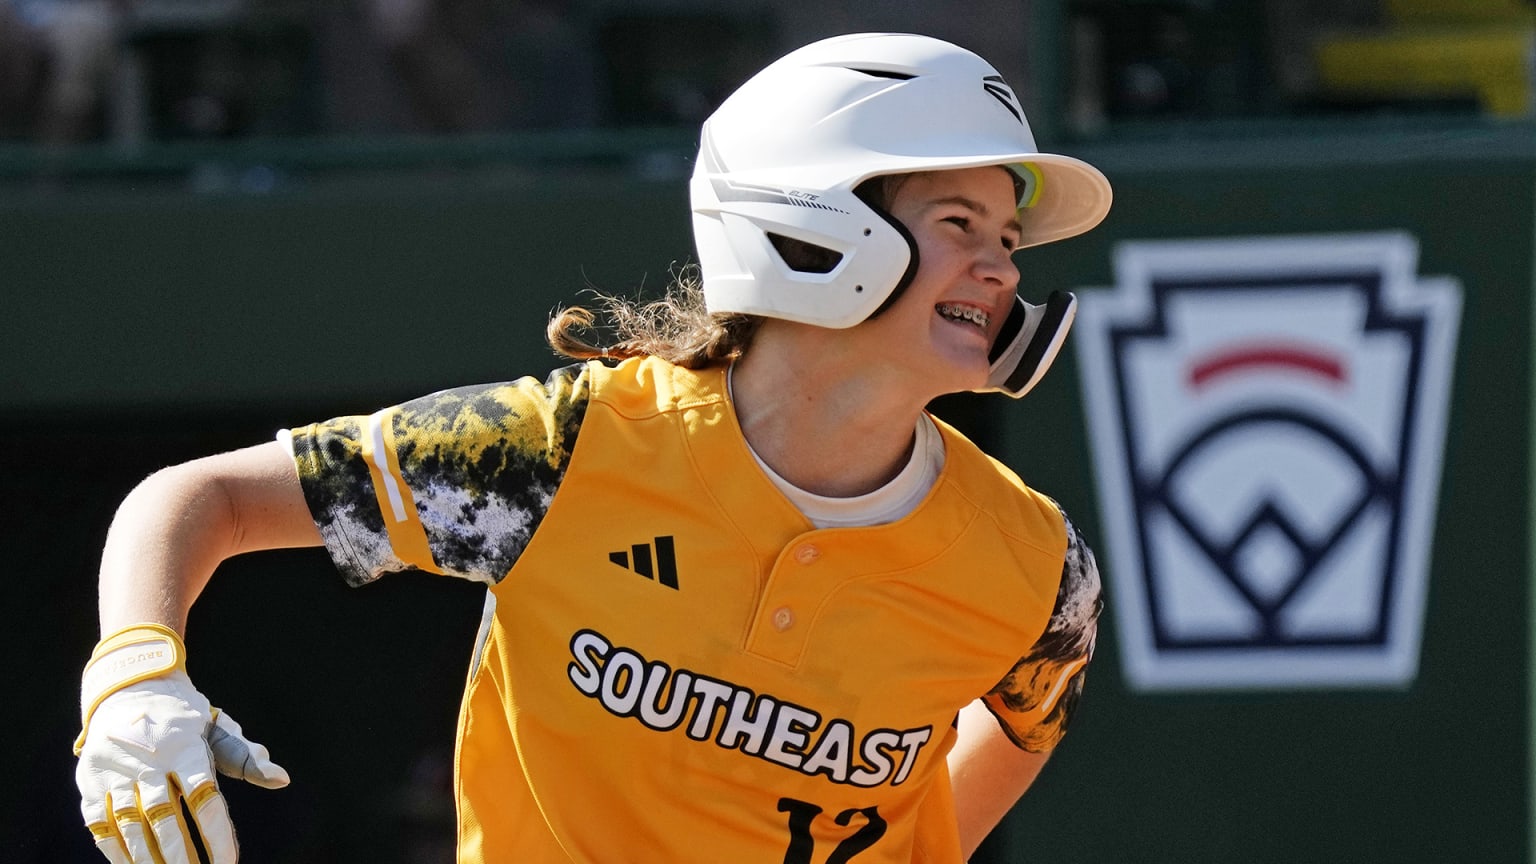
left=693, top=177, right=914, bottom=328
left=982, top=291, right=1077, bottom=397
left=861, top=194, right=921, bottom=321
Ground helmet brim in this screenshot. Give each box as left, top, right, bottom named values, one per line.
left=719, top=151, right=1111, bottom=250
left=855, top=152, right=1112, bottom=249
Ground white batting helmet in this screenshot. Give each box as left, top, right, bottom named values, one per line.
left=689, top=32, right=1113, bottom=396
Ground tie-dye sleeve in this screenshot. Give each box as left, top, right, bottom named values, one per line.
left=288, top=363, right=592, bottom=587
left=982, top=510, right=1104, bottom=752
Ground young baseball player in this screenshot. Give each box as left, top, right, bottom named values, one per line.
left=74, top=32, right=1111, bottom=863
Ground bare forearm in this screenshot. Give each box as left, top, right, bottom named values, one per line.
left=96, top=441, right=321, bottom=635
left=98, top=464, right=240, bottom=634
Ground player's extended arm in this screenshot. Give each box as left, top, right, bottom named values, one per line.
left=947, top=698, right=1052, bottom=860
left=76, top=440, right=321, bottom=864
left=98, top=440, right=320, bottom=632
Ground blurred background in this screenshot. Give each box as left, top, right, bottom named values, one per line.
left=4, top=0, right=1532, bottom=861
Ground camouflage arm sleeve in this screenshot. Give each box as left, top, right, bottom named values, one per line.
left=288, top=363, right=591, bottom=586
left=982, top=509, right=1104, bottom=752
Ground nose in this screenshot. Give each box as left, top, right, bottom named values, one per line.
left=973, top=243, right=1020, bottom=292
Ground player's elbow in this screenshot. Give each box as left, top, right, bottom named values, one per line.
left=122, top=459, right=246, bottom=564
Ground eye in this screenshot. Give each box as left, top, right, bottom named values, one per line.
left=943, top=215, right=970, bottom=231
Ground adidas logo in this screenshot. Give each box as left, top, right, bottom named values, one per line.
left=609, top=535, right=679, bottom=589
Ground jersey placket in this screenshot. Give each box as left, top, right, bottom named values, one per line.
left=744, top=536, right=837, bottom=666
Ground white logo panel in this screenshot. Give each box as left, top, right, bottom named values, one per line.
left=1075, top=233, right=1461, bottom=690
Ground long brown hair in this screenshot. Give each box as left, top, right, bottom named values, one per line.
left=545, top=268, right=760, bottom=368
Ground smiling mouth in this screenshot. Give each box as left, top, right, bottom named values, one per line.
left=936, top=303, right=990, bottom=329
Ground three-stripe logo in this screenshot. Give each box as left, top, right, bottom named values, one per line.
left=609, top=535, right=679, bottom=589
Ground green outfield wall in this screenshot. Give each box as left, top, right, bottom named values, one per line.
left=5, top=122, right=1532, bottom=862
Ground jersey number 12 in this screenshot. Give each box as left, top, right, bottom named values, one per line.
left=778, top=797, right=887, bottom=863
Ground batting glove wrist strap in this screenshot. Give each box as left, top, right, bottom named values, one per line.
left=75, top=624, right=186, bottom=754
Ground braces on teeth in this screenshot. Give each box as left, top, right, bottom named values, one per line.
left=937, top=304, right=989, bottom=327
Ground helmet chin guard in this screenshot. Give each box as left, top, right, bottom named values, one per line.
left=982, top=291, right=1078, bottom=398
left=690, top=32, right=1111, bottom=395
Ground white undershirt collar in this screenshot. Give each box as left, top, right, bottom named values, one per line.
left=729, top=365, right=946, bottom=529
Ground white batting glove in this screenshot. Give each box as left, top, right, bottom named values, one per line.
left=74, top=624, right=289, bottom=864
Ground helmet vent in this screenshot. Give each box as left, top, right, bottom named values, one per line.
left=768, top=233, right=843, bottom=274
left=849, top=68, right=916, bottom=81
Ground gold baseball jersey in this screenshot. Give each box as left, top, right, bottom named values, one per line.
left=288, top=356, right=1101, bottom=863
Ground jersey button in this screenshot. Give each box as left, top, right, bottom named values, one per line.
left=794, top=544, right=820, bottom=565
left=772, top=606, right=795, bottom=631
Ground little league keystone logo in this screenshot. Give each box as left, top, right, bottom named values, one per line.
left=1074, top=233, right=1461, bottom=690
